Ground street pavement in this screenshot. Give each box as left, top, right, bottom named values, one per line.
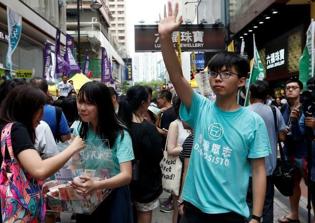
left=153, top=189, right=313, bottom=223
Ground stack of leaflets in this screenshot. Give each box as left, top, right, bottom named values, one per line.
left=45, top=151, right=111, bottom=214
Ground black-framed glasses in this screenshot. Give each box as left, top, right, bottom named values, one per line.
left=208, top=71, right=239, bottom=79
left=285, top=85, right=300, bottom=91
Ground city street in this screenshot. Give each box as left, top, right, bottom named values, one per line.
left=153, top=189, right=312, bottom=223
left=1, top=1, right=315, bottom=223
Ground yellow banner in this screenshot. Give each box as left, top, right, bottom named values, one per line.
left=227, top=40, right=235, bottom=52
left=16, top=69, right=33, bottom=79
left=191, top=52, right=196, bottom=74
left=176, top=31, right=182, bottom=65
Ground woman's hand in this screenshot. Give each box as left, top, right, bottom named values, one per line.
left=69, top=136, right=85, bottom=153
left=158, top=1, right=182, bottom=38
left=71, top=176, right=100, bottom=195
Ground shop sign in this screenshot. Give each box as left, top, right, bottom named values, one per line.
left=195, top=53, right=205, bottom=70
left=266, top=49, right=285, bottom=70
left=123, top=58, right=132, bottom=80
left=135, top=24, right=225, bottom=52
left=15, top=69, right=33, bottom=78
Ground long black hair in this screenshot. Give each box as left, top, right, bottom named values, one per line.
left=77, top=81, right=124, bottom=148
left=120, top=85, right=149, bottom=128
left=0, top=85, right=46, bottom=143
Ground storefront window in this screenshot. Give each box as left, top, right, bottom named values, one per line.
left=20, top=0, right=62, bottom=27
left=0, top=38, right=43, bottom=77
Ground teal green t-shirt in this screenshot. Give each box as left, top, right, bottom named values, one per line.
left=179, top=92, right=270, bottom=218
left=71, top=121, right=134, bottom=177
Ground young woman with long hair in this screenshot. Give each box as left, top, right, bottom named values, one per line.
left=123, top=85, right=163, bottom=223
left=0, top=85, right=85, bottom=222
left=71, top=81, right=134, bottom=223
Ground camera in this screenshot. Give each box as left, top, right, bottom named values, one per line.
left=300, top=77, right=315, bottom=117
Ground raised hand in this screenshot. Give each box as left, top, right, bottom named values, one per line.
left=158, top=1, right=182, bottom=37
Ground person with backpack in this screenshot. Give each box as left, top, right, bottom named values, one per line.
left=30, top=77, right=71, bottom=142
left=247, top=80, right=287, bottom=223
left=0, top=85, right=85, bottom=222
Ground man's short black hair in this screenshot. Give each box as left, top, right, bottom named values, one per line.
left=285, top=76, right=303, bottom=90
left=207, top=51, right=250, bottom=78
left=158, top=89, right=172, bottom=102
left=249, top=80, right=269, bottom=101
left=30, top=77, right=48, bottom=93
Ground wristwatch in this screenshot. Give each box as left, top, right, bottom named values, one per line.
left=251, top=214, right=262, bottom=222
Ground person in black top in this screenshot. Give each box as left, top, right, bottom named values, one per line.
left=124, top=85, right=163, bottom=223
left=156, top=90, right=177, bottom=137
left=0, top=85, right=85, bottom=222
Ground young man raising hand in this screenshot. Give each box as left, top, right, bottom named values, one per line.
left=158, top=2, right=271, bottom=223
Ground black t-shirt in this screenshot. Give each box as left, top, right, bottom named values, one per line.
left=129, top=121, right=163, bottom=203
left=0, top=122, right=35, bottom=164
left=160, top=107, right=177, bottom=130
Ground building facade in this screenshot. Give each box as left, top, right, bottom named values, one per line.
left=229, top=0, right=312, bottom=93
left=0, top=0, right=67, bottom=78
left=108, top=0, right=128, bottom=57
left=66, top=0, right=125, bottom=85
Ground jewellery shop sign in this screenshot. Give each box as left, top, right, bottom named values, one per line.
left=134, top=24, right=226, bottom=52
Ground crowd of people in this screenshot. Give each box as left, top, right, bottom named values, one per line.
left=0, top=2, right=315, bottom=223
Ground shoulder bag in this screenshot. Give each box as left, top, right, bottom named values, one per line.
left=160, top=121, right=182, bottom=196
left=0, top=123, right=46, bottom=222
left=270, top=106, right=295, bottom=196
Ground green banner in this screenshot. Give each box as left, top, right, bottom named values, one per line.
left=299, top=21, right=315, bottom=90
left=244, top=35, right=265, bottom=106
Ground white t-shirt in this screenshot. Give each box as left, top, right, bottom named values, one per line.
left=57, top=82, right=73, bottom=97
left=35, top=121, right=58, bottom=159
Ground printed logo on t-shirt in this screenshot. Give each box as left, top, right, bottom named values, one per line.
left=208, top=122, right=224, bottom=141
left=194, top=134, right=233, bottom=167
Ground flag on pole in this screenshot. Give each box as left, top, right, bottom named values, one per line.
left=240, top=38, right=245, bottom=56
left=101, top=47, right=112, bottom=83
left=64, top=34, right=80, bottom=75
left=227, top=40, right=235, bottom=52
left=82, top=51, right=90, bottom=75
left=55, top=29, right=65, bottom=78
left=43, top=42, right=55, bottom=82
left=244, top=34, right=265, bottom=106
left=5, top=8, right=22, bottom=79
left=108, top=59, right=114, bottom=84
left=299, top=20, right=315, bottom=90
